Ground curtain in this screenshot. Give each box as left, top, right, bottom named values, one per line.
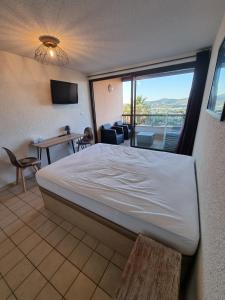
left=176, top=50, right=211, bottom=155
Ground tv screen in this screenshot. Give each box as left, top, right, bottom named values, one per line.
left=50, top=80, right=78, bottom=104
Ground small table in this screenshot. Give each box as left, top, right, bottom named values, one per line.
left=137, top=132, right=155, bottom=148
left=32, top=133, right=83, bottom=164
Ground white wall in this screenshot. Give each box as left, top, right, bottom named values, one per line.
left=190, top=14, right=225, bottom=299
left=0, top=51, right=92, bottom=188
left=93, top=78, right=123, bottom=140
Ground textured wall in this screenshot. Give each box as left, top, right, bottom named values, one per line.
left=190, top=14, right=225, bottom=299
left=93, top=78, right=123, bottom=140
left=0, top=50, right=92, bottom=188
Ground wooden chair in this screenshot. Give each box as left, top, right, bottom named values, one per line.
left=77, top=127, right=94, bottom=151
left=2, top=147, right=41, bottom=192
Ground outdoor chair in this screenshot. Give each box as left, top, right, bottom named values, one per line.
left=101, top=123, right=124, bottom=144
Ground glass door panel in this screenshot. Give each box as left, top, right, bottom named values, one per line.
left=131, top=70, right=194, bottom=152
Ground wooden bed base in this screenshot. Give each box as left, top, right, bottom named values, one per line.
left=40, top=187, right=135, bottom=257
left=40, top=186, right=194, bottom=290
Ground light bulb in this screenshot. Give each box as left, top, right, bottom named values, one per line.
left=49, top=48, right=54, bottom=57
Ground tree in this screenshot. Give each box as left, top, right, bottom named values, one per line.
left=135, top=95, right=150, bottom=114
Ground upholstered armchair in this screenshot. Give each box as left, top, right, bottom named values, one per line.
left=114, top=121, right=132, bottom=140
left=101, top=123, right=124, bottom=144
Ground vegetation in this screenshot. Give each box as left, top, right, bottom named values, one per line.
left=122, top=95, right=187, bottom=126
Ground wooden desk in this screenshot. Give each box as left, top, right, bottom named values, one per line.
left=32, top=133, right=83, bottom=164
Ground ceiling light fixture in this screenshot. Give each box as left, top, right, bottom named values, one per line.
left=34, top=35, right=69, bottom=66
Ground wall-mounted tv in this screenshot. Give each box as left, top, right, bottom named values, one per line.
left=50, top=80, right=78, bottom=104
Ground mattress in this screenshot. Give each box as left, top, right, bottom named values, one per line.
left=36, top=143, right=199, bottom=255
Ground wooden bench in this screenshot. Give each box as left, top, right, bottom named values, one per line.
left=115, top=234, right=181, bottom=300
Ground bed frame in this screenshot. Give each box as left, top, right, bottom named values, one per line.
left=40, top=186, right=194, bottom=290
left=40, top=187, right=135, bottom=256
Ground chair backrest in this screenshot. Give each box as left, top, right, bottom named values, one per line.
left=2, top=147, right=21, bottom=168
left=84, top=127, right=94, bottom=141
left=115, top=121, right=123, bottom=126
left=102, top=123, right=112, bottom=130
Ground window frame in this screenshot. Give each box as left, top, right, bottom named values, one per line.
left=207, top=37, right=225, bottom=121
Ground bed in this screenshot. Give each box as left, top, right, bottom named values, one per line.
left=36, top=143, right=199, bottom=256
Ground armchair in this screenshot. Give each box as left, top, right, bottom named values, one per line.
left=101, top=123, right=124, bottom=144
left=114, top=120, right=133, bottom=140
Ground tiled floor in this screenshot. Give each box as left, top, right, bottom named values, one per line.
left=0, top=178, right=127, bottom=300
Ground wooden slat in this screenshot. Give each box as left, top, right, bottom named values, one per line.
left=115, top=234, right=181, bottom=300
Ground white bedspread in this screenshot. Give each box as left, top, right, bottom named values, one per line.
left=36, top=143, right=199, bottom=255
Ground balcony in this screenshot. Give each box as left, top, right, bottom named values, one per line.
left=122, top=113, right=185, bottom=152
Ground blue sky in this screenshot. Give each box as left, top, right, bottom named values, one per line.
left=123, top=72, right=194, bottom=103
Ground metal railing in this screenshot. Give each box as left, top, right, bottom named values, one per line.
left=122, top=113, right=185, bottom=128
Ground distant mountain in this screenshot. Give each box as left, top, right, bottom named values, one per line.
left=145, top=98, right=188, bottom=106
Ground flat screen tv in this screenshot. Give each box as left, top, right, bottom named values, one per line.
left=50, top=80, right=78, bottom=104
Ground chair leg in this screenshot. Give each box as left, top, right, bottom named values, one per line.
left=16, top=167, right=19, bottom=185
left=20, top=168, right=26, bottom=193
left=32, top=165, right=38, bottom=172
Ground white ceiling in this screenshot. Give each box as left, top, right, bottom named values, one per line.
left=0, top=0, right=225, bottom=75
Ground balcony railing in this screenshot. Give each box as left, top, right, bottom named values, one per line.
left=122, top=113, right=185, bottom=128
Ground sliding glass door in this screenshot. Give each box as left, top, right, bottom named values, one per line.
left=122, top=69, right=194, bottom=152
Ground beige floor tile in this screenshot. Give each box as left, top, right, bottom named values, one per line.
left=14, top=203, right=33, bottom=217
left=5, top=257, right=35, bottom=290
left=30, top=186, right=42, bottom=196
left=0, top=278, right=12, bottom=299
left=38, top=207, right=54, bottom=218
left=48, top=213, right=64, bottom=225
left=14, top=269, right=47, bottom=300
left=38, top=249, right=65, bottom=280
left=11, top=225, right=33, bottom=245
left=3, top=219, right=24, bottom=236
left=0, top=206, right=11, bottom=219
left=51, top=260, right=79, bottom=295
left=3, top=196, right=22, bottom=208
left=27, top=240, right=52, bottom=266
left=96, top=243, right=114, bottom=260
left=99, top=263, right=122, bottom=297
left=10, top=185, right=27, bottom=195
left=65, top=272, right=96, bottom=300
left=92, top=287, right=112, bottom=300
left=69, top=242, right=93, bottom=269
left=0, top=189, right=14, bottom=201
left=82, top=234, right=99, bottom=249
left=111, top=252, right=127, bottom=270
left=28, top=196, right=44, bottom=209
left=45, top=226, right=67, bottom=247
left=18, top=232, right=42, bottom=254
left=0, top=238, right=15, bottom=259
left=35, top=283, right=62, bottom=300
left=60, top=220, right=73, bottom=232
left=36, top=219, right=57, bottom=238
left=20, top=208, right=39, bottom=223
left=0, top=247, right=24, bottom=275
left=0, top=213, right=18, bottom=228
left=83, top=252, right=108, bottom=284
left=0, top=230, right=7, bottom=244
left=7, top=293, right=17, bottom=300
left=7, top=199, right=26, bottom=211
left=18, top=191, right=37, bottom=202
left=28, top=214, right=47, bottom=230
left=56, top=233, right=79, bottom=257
left=70, top=226, right=85, bottom=240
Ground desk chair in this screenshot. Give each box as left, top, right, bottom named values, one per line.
left=77, top=127, right=94, bottom=151
left=2, top=147, right=41, bottom=192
